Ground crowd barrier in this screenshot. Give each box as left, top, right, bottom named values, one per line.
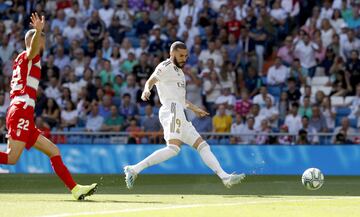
left=1, top=144, right=360, bottom=175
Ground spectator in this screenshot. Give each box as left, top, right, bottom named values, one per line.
left=199, top=40, right=223, bottom=67
left=108, top=16, right=126, bottom=44
left=99, top=59, right=115, bottom=86
left=270, top=0, right=289, bottom=40
left=277, top=36, right=294, bottom=66
left=192, top=105, right=213, bottom=133
left=203, top=71, right=222, bottom=115
left=42, top=98, right=60, bottom=129
left=51, top=9, right=66, bottom=31
left=0, top=92, right=8, bottom=118
left=260, top=96, right=279, bottom=128
left=293, top=33, right=319, bottom=77
left=239, top=116, right=256, bottom=144
left=314, top=90, right=326, bottom=106
left=109, top=44, right=122, bottom=74
left=120, top=38, right=135, bottom=61
left=285, top=102, right=302, bottom=135
left=178, top=0, right=198, bottom=28
left=85, top=10, right=106, bottom=47
left=348, top=84, right=360, bottom=127
left=225, top=10, right=242, bottom=39
left=63, top=72, right=81, bottom=102
left=141, top=105, right=162, bottom=143
left=0, top=36, right=14, bottom=64
left=225, top=34, right=242, bottom=65
left=149, top=0, right=163, bottom=24
left=234, top=89, right=252, bottom=118
left=45, top=77, right=61, bottom=100
left=101, top=105, right=124, bottom=132
left=243, top=66, right=262, bottom=97
left=288, top=58, right=307, bottom=86
left=60, top=100, right=78, bottom=129
left=278, top=124, right=292, bottom=145
left=218, top=61, right=236, bottom=91
left=215, top=87, right=236, bottom=115
left=121, top=52, right=138, bottom=75
left=119, top=93, right=138, bottom=120
left=114, top=0, right=135, bottom=29
left=249, top=104, right=266, bottom=131
left=35, top=116, right=51, bottom=140
left=54, top=46, right=70, bottom=71
left=330, top=70, right=351, bottom=96
left=330, top=9, right=345, bottom=34
left=99, top=95, right=112, bottom=119
left=212, top=105, right=232, bottom=133
left=64, top=1, right=84, bottom=25
left=249, top=19, right=267, bottom=74
left=238, top=27, right=256, bottom=69
left=299, top=85, right=315, bottom=105
left=132, top=53, right=153, bottom=83
left=98, top=0, right=114, bottom=28
left=321, top=96, right=336, bottom=131
left=126, top=118, right=141, bottom=144
left=57, top=87, right=72, bottom=109
left=298, top=96, right=313, bottom=118
left=345, top=50, right=360, bottom=95
left=231, top=113, right=244, bottom=143
left=120, top=74, right=139, bottom=103
left=184, top=65, right=202, bottom=116
left=296, top=129, right=310, bottom=144
left=253, top=86, right=275, bottom=109
left=341, top=29, right=360, bottom=61
left=63, top=17, right=84, bottom=42
left=135, top=37, right=149, bottom=58
left=286, top=77, right=302, bottom=103
left=300, top=115, right=319, bottom=144
left=136, top=11, right=154, bottom=37
left=266, top=56, right=289, bottom=86
left=332, top=117, right=356, bottom=143
left=278, top=92, right=289, bottom=124
left=255, top=119, right=271, bottom=144
left=309, top=105, right=328, bottom=133
left=85, top=102, right=104, bottom=132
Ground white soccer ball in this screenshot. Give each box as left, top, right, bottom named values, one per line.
left=301, top=168, right=324, bottom=190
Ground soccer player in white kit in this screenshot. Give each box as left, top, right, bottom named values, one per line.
left=124, top=41, right=245, bottom=189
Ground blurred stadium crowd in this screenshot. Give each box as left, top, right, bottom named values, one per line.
left=0, top=0, right=360, bottom=144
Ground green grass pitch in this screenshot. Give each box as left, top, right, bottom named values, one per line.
left=0, top=174, right=360, bottom=217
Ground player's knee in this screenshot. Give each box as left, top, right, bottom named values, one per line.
left=50, top=145, right=61, bottom=157
left=167, top=144, right=181, bottom=156
left=196, top=141, right=210, bottom=153
left=7, top=152, right=20, bottom=165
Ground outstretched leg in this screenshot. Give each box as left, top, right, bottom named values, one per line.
left=0, top=139, right=26, bottom=165
left=193, top=137, right=245, bottom=188
left=34, top=135, right=98, bottom=200
left=124, top=139, right=181, bottom=189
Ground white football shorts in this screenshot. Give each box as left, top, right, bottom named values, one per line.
left=159, top=101, right=201, bottom=146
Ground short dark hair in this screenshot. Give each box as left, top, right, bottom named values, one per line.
left=170, top=41, right=187, bottom=52
left=292, top=102, right=299, bottom=108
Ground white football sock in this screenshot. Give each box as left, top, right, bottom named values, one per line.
left=132, top=144, right=180, bottom=174
left=197, top=141, right=229, bottom=179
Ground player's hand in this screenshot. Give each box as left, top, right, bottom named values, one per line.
left=30, top=12, right=45, bottom=32
left=193, top=107, right=210, bottom=117
left=141, top=89, right=151, bottom=101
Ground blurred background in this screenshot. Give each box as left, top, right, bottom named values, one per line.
left=0, top=0, right=360, bottom=175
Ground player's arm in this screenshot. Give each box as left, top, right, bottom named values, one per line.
left=27, top=13, right=45, bottom=60
left=185, top=100, right=209, bottom=117
left=141, top=76, right=158, bottom=101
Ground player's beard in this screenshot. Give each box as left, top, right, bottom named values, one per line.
left=173, top=57, right=185, bottom=68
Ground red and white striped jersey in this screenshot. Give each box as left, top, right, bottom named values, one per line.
left=10, top=51, right=41, bottom=101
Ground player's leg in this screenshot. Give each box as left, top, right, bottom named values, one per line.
left=193, top=137, right=245, bottom=188
left=33, top=134, right=98, bottom=200
left=0, top=138, right=26, bottom=165
left=124, top=139, right=181, bottom=189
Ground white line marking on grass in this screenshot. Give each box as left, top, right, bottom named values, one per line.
left=39, top=197, right=357, bottom=217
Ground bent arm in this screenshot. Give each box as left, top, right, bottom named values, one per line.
left=26, top=30, right=42, bottom=60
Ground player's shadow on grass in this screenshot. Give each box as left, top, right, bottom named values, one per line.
left=61, top=200, right=165, bottom=204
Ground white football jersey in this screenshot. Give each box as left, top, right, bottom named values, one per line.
left=151, top=59, right=186, bottom=107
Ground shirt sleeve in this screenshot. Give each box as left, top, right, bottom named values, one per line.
left=151, top=64, right=165, bottom=82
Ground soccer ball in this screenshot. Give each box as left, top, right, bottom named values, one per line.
left=301, top=168, right=324, bottom=190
